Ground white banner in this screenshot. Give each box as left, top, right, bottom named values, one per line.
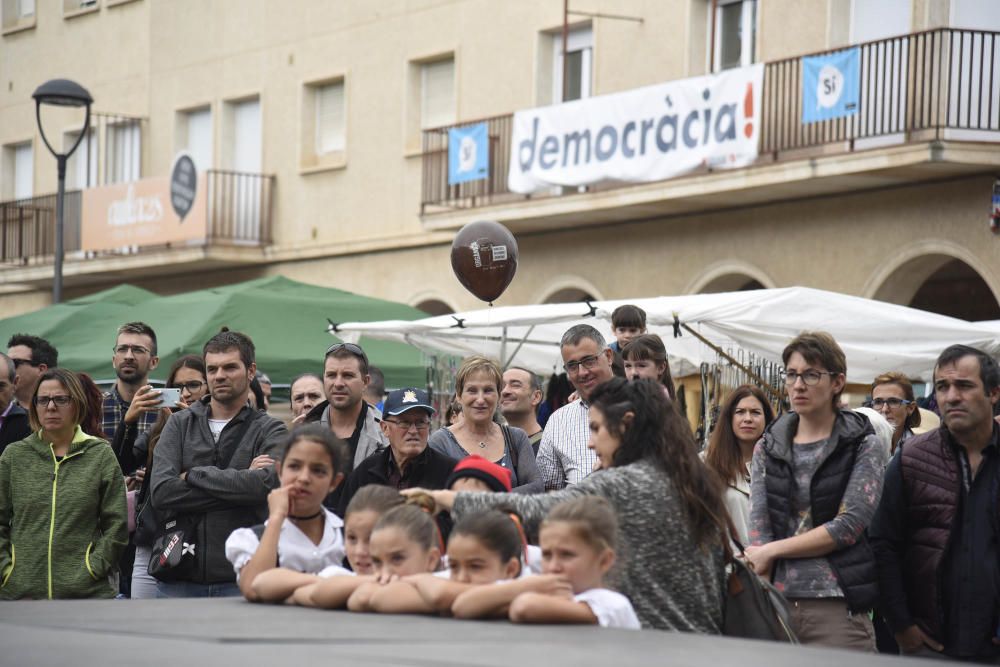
left=508, top=64, right=765, bottom=193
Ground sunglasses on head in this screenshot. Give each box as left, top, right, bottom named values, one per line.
left=325, top=342, right=369, bottom=366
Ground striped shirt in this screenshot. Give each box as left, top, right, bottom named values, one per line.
left=535, top=399, right=596, bottom=490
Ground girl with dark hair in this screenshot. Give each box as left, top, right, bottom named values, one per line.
left=405, top=377, right=729, bottom=633
left=620, top=334, right=677, bottom=400
left=0, top=368, right=128, bottom=599
left=702, top=385, right=774, bottom=544
left=129, top=354, right=208, bottom=599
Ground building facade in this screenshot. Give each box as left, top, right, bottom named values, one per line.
left=1, top=0, right=998, bottom=323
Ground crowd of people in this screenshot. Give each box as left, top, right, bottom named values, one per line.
left=0, top=303, right=998, bottom=661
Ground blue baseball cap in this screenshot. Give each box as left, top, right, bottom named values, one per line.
left=382, top=388, right=435, bottom=416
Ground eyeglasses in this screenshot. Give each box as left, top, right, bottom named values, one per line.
left=175, top=381, right=206, bottom=393
left=563, top=354, right=602, bottom=375
left=114, top=344, right=151, bottom=356
left=871, top=397, right=912, bottom=410
left=780, top=370, right=838, bottom=386
left=326, top=342, right=369, bottom=366
left=384, top=419, right=431, bottom=432
left=34, top=395, right=72, bottom=407
left=11, top=358, right=38, bottom=369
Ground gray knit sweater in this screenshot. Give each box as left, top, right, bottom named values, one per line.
left=452, top=458, right=726, bottom=632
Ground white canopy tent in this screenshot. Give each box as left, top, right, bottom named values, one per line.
left=332, top=287, right=1000, bottom=384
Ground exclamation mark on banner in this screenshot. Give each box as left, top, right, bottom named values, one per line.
left=743, top=83, right=754, bottom=138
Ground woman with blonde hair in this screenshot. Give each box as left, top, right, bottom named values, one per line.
left=428, top=356, right=541, bottom=493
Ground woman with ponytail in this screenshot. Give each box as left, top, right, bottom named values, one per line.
left=405, top=378, right=729, bottom=633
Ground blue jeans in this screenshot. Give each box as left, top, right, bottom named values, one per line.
left=155, top=580, right=241, bottom=598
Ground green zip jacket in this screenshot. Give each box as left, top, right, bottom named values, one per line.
left=0, top=427, right=128, bottom=599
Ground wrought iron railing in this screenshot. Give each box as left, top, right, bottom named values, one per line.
left=0, top=170, right=273, bottom=266
left=421, top=27, right=1000, bottom=212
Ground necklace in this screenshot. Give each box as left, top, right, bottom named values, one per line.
left=478, top=441, right=487, bottom=449
left=289, top=509, right=323, bottom=521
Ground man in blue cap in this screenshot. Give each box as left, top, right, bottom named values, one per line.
left=337, top=388, right=457, bottom=515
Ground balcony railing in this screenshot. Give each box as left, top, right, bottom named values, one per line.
left=0, top=170, right=274, bottom=267
left=421, top=27, right=1000, bottom=213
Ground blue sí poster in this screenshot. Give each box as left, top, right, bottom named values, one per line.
left=448, top=122, right=489, bottom=185
left=801, top=47, right=860, bottom=124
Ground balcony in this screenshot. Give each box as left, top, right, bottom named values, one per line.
left=0, top=170, right=275, bottom=287
left=420, top=28, right=1000, bottom=231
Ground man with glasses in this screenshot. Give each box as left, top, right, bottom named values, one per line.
left=6, top=334, right=58, bottom=408
left=304, top=343, right=388, bottom=475
left=536, top=324, right=615, bottom=490
left=102, top=322, right=162, bottom=447
left=0, top=352, right=31, bottom=456
left=337, top=387, right=456, bottom=516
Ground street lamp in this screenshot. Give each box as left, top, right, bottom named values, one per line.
left=32, top=79, right=93, bottom=304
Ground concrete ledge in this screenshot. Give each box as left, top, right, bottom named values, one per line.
left=0, top=598, right=949, bottom=667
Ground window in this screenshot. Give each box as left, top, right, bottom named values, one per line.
left=63, top=0, right=98, bottom=15
left=64, top=128, right=97, bottom=189
left=420, top=58, right=455, bottom=129
left=177, top=107, right=213, bottom=171
left=315, top=81, right=346, bottom=154
left=2, top=0, right=35, bottom=31
left=1, top=142, right=32, bottom=200
left=225, top=98, right=261, bottom=172
left=105, top=120, right=141, bottom=184
left=552, top=25, right=593, bottom=103
left=714, top=0, right=756, bottom=71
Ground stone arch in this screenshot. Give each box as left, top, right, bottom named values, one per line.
left=534, top=276, right=605, bottom=305
left=685, top=261, right=776, bottom=294
left=866, top=241, right=1000, bottom=321
left=409, top=292, right=458, bottom=316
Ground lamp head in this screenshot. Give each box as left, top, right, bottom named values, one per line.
left=32, top=79, right=93, bottom=108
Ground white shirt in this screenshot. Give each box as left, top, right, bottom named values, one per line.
left=575, top=588, right=641, bottom=629
left=536, top=400, right=596, bottom=490
left=225, top=508, right=345, bottom=580
left=207, top=418, right=230, bottom=443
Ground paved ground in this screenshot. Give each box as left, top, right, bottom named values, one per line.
left=0, top=598, right=945, bottom=667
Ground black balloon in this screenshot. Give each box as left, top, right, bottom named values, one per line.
left=451, top=221, right=518, bottom=303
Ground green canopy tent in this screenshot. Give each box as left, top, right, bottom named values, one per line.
left=0, top=277, right=430, bottom=388
left=0, top=284, right=158, bottom=379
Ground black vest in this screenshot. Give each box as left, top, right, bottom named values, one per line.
left=762, top=414, right=879, bottom=612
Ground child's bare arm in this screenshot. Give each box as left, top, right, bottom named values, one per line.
left=508, top=592, right=598, bottom=625
left=368, top=580, right=437, bottom=614
left=451, top=575, right=570, bottom=619
left=311, top=575, right=372, bottom=609
left=251, top=568, right=320, bottom=603
left=346, top=581, right=381, bottom=612
left=409, top=574, right=476, bottom=613
left=291, top=582, right=321, bottom=607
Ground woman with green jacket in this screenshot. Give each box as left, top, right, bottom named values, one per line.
left=0, top=368, right=128, bottom=599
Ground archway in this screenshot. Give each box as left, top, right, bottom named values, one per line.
left=873, top=254, right=1000, bottom=321
left=414, top=299, right=455, bottom=316
left=543, top=287, right=596, bottom=304
left=697, top=275, right=766, bottom=294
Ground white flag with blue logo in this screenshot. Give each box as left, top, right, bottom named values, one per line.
left=802, top=47, right=860, bottom=124
left=448, top=122, right=489, bottom=185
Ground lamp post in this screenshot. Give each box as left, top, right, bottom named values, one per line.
left=32, top=79, right=92, bottom=304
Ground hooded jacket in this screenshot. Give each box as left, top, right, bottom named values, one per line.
left=0, top=428, right=128, bottom=599
left=150, top=398, right=286, bottom=584
left=303, top=400, right=387, bottom=472
left=757, top=409, right=881, bottom=612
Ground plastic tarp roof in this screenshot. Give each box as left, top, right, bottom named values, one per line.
left=333, top=286, right=1000, bottom=383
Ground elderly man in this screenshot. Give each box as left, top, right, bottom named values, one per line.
left=289, top=373, right=324, bottom=424
left=536, top=324, right=615, bottom=490
left=0, top=352, right=30, bottom=456
left=337, top=388, right=457, bottom=515
left=871, top=345, right=1000, bottom=661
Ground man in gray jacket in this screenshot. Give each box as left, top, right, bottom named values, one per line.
left=151, top=330, right=286, bottom=598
